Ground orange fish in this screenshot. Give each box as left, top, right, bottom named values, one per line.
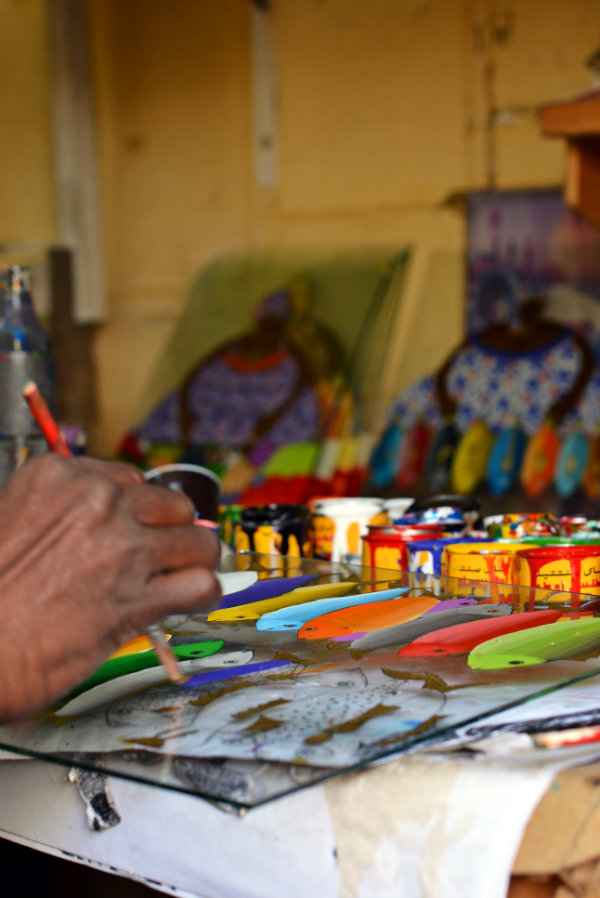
left=108, top=634, right=157, bottom=659
left=297, top=594, right=438, bottom=641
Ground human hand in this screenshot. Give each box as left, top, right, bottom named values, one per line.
left=0, top=454, right=221, bottom=722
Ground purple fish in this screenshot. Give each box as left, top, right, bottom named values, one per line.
left=423, top=597, right=477, bottom=613
left=216, top=574, right=318, bottom=609
left=183, top=659, right=290, bottom=688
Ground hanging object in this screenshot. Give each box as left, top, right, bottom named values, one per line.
left=486, top=423, right=526, bottom=496
left=582, top=432, right=600, bottom=499
left=369, top=419, right=404, bottom=489
left=554, top=430, right=590, bottom=498
left=424, top=420, right=459, bottom=493
left=520, top=420, right=561, bottom=498
left=451, top=420, right=494, bottom=495
left=395, top=419, right=430, bottom=490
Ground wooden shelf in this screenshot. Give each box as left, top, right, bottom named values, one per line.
left=539, top=91, right=600, bottom=227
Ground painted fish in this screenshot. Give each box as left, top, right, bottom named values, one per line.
left=397, top=609, right=562, bottom=657
left=215, top=573, right=317, bottom=609
left=67, top=640, right=225, bottom=698
left=423, top=597, right=477, bottom=613
left=350, top=602, right=513, bottom=651
left=208, top=581, right=356, bottom=622
left=298, top=594, right=439, bottom=641
left=256, top=586, right=414, bottom=632
left=109, top=634, right=157, bottom=659
left=468, top=617, right=600, bottom=670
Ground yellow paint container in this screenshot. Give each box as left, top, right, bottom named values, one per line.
left=444, top=541, right=524, bottom=585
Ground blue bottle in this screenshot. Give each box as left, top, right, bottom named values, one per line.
left=0, top=266, right=56, bottom=481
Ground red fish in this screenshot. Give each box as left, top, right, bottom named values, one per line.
left=397, top=609, right=562, bottom=657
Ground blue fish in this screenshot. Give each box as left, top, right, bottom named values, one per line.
left=256, top=586, right=414, bottom=632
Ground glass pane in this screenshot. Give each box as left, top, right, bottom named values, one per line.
left=0, top=553, right=598, bottom=811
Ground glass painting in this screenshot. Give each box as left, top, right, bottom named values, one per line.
left=0, top=553, right=599, bottom=811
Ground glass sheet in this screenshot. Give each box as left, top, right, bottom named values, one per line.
left=1, top=553, right=600, bottom=812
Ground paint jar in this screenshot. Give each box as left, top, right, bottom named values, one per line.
left=513, top=544, right=600, bottom=597
left=234, top=504, right=313, bottom=561
left=443, top=541, right=524, bottom=584
left=406, top=537, right=491, bottom=577
left=311, top=497, right=388, bottom=563
left=484, top=513, right=559, bottom=540
left=144, top=462, right=221, bottom=521
left=559, top=516, right=589, bottom=537
left=362, top=524, right=446, bottom=571
left=218, top=503, right=242, bottom=548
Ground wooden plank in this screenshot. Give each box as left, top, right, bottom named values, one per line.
left=47, top=0, right=107, bottom=323
left=539, top=93, right=600, bottom=138
left=564, top=138, right=600, bottom=228
left=49, top=248, right=99, bottom=448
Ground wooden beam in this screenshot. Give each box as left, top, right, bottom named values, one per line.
left=47, top=0, right=107, bottom=323
left=539, top=93, right=600, bottom=138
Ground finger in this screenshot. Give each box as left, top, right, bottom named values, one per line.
left=144, top=566, right=222, bottom=619
left=127, top=483, right=196, bottom=526
left=69, top=457, right=145, bottom=486
left=146, top=523, right=221, bottom=573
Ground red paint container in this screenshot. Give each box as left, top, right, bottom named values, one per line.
left=514, top=544, right=600, bottom=598
left=361, top=524, right=446, bottom=571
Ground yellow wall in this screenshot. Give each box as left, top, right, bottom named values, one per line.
left=0, top=0, right=56, bottom=243
left=1, top=0, right=599, bottom=452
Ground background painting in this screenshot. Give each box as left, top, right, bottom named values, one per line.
left=467, top=189, right=600, bottom=360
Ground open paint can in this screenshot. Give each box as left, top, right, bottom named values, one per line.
left=406, top=536, right=491, bottom=577
left=362, top=524, right=446, bottom=571
left=513, top=544, right=600, bottom=596
left=311, top=497, right=388, bottom=563
left=234, top=504, right=313, bottom=558
left=144, top=463, right=221, bottom=521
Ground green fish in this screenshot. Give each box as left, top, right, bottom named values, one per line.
left=66, top=639, right=224, bottom=698
left=468, top=618, right=600, bottom=670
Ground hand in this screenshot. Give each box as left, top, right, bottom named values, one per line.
left=0, top=454, right=221, bottom=722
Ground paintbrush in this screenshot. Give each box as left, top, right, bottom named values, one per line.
left=22, top=379, right=188, bottom=685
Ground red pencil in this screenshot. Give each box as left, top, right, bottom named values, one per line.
left=22, top=380, right=71, bottom=457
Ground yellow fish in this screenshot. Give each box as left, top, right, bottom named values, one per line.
left=207, top=581, right=356, bottom=622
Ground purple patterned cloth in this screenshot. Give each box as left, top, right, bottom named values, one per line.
left=389, top=330, right=600, bottom=436
left=134, top=349, right=321, bottom=454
